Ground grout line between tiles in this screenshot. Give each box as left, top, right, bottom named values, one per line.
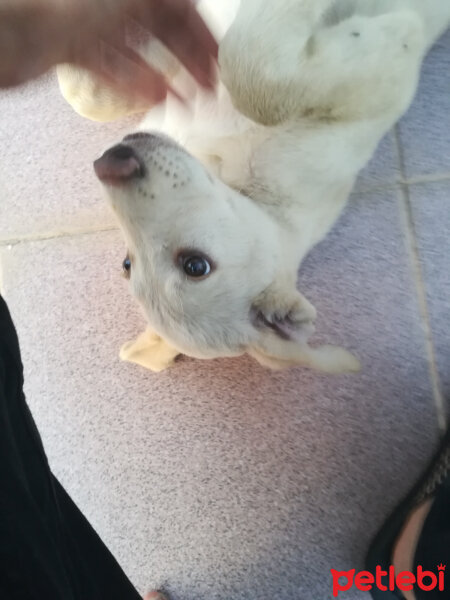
left=354, top=168, right=450, bottom=198
left=0, top=224, right=120, bottom=247
left=394, top=126, right=447, bottom=433
left=397, top=184, right=447, bottom=432
left=402, top=172, right=450, bottom=185
left=2, top=171, right=448, bottom=248
left=355, top=182, right=400, bottom=195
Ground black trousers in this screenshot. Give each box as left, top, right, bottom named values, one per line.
left=0, top=296, right=141, bottom=600
left=415, top=476, right=450, bottom=599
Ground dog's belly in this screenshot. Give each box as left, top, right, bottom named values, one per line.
left=326, top=0, right=450, bottom=44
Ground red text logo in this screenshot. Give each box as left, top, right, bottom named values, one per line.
left=330, top=564, right=446, bottom=597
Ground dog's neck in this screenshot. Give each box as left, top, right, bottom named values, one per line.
left=179, top=88, right=390, bottom=258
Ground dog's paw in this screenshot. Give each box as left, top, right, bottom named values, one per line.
left=57, top=64, right=150, bottom=122
left=253, top=285, right=317, bottom=342
left=120, top=329, right=180, bottom=372
left=277, top=292, right=317, bottom=327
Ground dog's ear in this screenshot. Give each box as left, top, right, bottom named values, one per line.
left=249, top=283, right=360, bottom=373
left=120, top=328, right=180, bottom=372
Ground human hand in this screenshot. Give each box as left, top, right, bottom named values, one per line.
left=0, top=0, right=218, bottom=103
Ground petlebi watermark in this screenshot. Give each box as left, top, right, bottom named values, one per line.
left=330, top=564, right=446, bottom=597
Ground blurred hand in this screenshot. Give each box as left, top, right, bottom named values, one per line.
left=0, top=0, right=218, bottom=102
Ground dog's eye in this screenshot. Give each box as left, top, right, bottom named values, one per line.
left=122, top=256, right=131, bottom=278
left=182, top=256, right=211, bottom=278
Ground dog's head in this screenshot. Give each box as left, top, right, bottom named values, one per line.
left=94, top=132, right=359, bottom=373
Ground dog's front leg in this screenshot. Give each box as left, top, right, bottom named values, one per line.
left=57, top=37, right=179, bottom=122
left=219, top=0, right=337, bottom=125
left=221, top=5, right=427, bottom=126
left=248, top=279, right=360, bottom=374
left=248, top=340, right=360, bottom=374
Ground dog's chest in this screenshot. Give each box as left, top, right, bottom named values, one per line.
left=159, top=85, right=262, bottom=189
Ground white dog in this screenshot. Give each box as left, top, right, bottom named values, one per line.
left=58, top=0, right=450, bottom=373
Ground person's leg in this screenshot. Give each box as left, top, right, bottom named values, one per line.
left=0, top=295, right=142, bottom=600
left=392, top=478, right=450, bottom=600
left=413, top=474, right=450, bottom=599
left=392, top=500, right=434, bottom=600
left=367, top=427, right=450, bottom=599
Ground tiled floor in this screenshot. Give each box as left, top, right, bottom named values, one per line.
left=1, top=31, right=449, bottom=600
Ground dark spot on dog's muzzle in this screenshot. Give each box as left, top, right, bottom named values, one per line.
left=94, top=144, right=145, bottom=185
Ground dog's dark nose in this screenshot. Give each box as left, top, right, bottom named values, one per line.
left=93, top=144, right=145, bottom=185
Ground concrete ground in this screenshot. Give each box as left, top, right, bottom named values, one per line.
left=0, top=30, right=449, bottom=600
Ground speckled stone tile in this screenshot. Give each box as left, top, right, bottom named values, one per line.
left=0, top=71, right=140, bottom=241
left=409, top=181, right=450, bottom=406
left=398, top=30, right=450, bottom=179
left=0, top=183, right=439, bottom=599
left=353, top=131, right=399, bottom=193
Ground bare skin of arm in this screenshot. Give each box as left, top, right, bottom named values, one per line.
left=0, top=0, right=218, bottom=102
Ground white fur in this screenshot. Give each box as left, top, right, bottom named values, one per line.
left=59, top=0, right=450, bottom=372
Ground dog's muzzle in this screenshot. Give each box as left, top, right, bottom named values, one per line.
left=94, top=132, right=182, bottom=185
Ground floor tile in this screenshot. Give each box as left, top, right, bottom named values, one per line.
left=0, top=72, right=141, bottom=240
left=409, top=181, right=450, bottom=405
left=398, top=30, right=450, bottom=179
left=0, top=185, right=440, bottom=599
